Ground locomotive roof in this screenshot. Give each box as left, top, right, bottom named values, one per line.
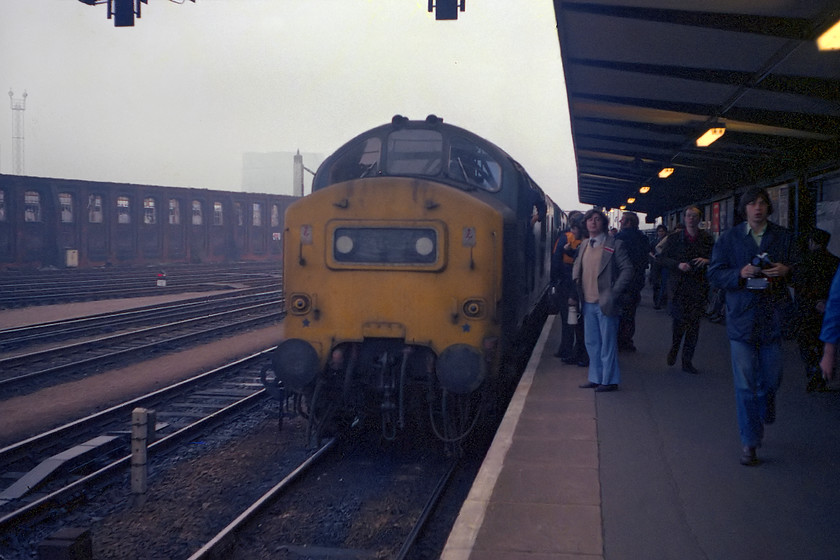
left=311, top=115, right=531, bottom=197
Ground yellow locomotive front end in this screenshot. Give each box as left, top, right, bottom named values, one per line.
left=273, top=177, right=506, bottom=442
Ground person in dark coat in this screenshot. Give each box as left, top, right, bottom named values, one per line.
left=793, top=228, right=839, bottom=392
left=658, top=206, right=715, bottom=374
left=614, top=212, right=650, bottom=352
left=708, top=187, right=796, bottom=467
left=552, top=212, right=588, bottom=366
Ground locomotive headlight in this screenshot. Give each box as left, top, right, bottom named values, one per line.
left=289, top=293, right=311, bottom=314
left=415, top=236, right=434, bottom=256
left=462, top=298, right=485, bottom=318
left=335, top=235, right=354, bottom=254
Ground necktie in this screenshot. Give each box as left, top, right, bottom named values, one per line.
left=590, top=239, right=596, bottom=247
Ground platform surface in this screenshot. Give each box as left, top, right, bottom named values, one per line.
left=443, top=298, right=840, bottom=560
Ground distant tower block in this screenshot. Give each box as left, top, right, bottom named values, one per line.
left=8, top=90, right=27, bottom=175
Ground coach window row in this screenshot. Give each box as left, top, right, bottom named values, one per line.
left=0, top=190, right=281, bottom=229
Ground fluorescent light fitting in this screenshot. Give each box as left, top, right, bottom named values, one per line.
left=626, top=197, right=636, bottom=204
left=619, top=205, right=626, bottom=210
left=696, top=126, right=726, bottom=147
left=817, top=19, right=840, bottom=50
left=639, top=185, right=651, bottom=194
left=658, top=167, right=674, bottom=178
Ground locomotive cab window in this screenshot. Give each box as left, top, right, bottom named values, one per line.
left=447, top=137, right=502, bottom=192
left=386, top=129, right=443, bottom=176
left=24, top=191, right=41, bottom=222
left=328, top=136, right=382, bottom=184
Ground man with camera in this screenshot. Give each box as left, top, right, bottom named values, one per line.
left=708, top=187, right=796, bottom=466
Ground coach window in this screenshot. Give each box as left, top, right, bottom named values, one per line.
left=144, top=198, right=156, bottom=225
left=234, top=202, right=243, bottom=226
left=253, top=203, right=262, bottom=226
left=59, top=192, right=74, bottom=223
left=24, top=191, right=42, bottom=222
left=213, top=201, right=224, bottom=226
left=271, top=204, right=280, bottom=227
left=192, top=200, right=203, bottom=225
left=169, top=199, right=180, bottom=225
left=88, top=194, right=103, bottom=223
left=117, top=196, right=131, bottom=224
left=0, top=189, right=6, bottom=221
left=386, top=129, right=442, bottom=176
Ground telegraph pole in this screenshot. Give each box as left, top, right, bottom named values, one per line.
left=8, top=90, right=27, bottom=175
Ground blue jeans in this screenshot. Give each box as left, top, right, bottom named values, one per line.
left=729, top=340, right=783, bottom=448
left=583, top=302, right=620, bottom=386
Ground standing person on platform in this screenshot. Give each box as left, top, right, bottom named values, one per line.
left=793, top=229, right=839, bottom=391
left=659, top=206, right=715, bottom=374
left=572, top=209, right=634, bottom=392
left=708, top=187, right=795, bottom=466
left=553, top=212, right=589, bottom=366
left=650, top=224, right=669, bottom=309
left=615, top=212, right=650, bottom=352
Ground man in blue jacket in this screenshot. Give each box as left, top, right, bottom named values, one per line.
left=708, top=187, right=795, bottom=466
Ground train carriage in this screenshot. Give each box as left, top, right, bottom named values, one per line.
left=266, top=115, right=563, bottom=446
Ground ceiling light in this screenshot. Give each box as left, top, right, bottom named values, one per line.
left=658, top=168, right=674, bottom=178
left=619, top=205, right=626, bottom=210
left=817, top=19, right=840, bottom=50
left=639, top=185, right=651, bottom=194
left=626, top=197, right=636, bottom=204
left=696, top=126, right=726, bottom=147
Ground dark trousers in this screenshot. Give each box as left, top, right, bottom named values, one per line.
left=618, top=289, right=641, bottom=349
left=558, top=303, right=588, bottom=362
left=670, top=306, right=704, bottom=364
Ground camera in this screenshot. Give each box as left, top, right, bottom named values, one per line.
left=746, top=252, right=772, bottom=290
left=751, top=253, right=773, bottom=268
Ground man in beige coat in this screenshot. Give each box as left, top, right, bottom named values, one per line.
left=571, top=209, right=634, bottom=392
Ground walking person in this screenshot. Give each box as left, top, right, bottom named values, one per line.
left=615, top=212, right=649, bottom=352
left=708, top=187, right=796, bottom=466
left=572, top=209, right=634, bottom=392
left=659, top=206, right=715, bottom=374
left=649, top=224, right=669, bottom=309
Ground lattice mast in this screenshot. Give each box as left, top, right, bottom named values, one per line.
left=8, top=90, right=27, bottom=175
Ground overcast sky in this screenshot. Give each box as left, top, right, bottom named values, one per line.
left=0, top=0, right=580, bottom=210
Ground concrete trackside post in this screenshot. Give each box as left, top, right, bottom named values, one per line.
left=131, top=408, right=149, bottom=500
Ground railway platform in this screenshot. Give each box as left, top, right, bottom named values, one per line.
left=442, top=300, right=840, bottom=560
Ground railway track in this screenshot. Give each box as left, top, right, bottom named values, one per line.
left=0, top=288, right=282, bottom=352
left=0, top=263, right=281, bottom=308
left=0, top=350, right=276, bottom=533
left=188, top=437, right=458, bottom=560
left=0, top=301, right=284, bottom=395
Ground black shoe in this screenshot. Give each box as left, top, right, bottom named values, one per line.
left=667, top=347, right=678, bottom=366
left=620, top=344, right=637, bottom=353
left=595, top=384, right=619, bottom=392
left=740, top=446, right=759, bottom=466
left=765, top=392, right=776, bottom=424
left=561, top=357, right=577, bottom=364
left=577, top=360, right=589, bottom=367
left=682, top=362, right=699, bottom=374
left=578, top=381, right=599, bottom=389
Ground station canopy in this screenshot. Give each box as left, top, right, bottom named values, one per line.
left=553, top=1, right=840, bottom=218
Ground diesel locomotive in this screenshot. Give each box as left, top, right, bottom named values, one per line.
left=263, top=115, right=563, bottom=445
